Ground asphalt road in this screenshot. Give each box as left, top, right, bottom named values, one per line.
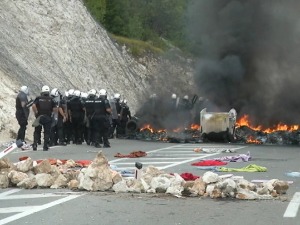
left=1, top=139, right=300, bottom=225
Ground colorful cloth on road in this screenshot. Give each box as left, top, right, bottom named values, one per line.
left=180, top=173, right=200, bottom=181
left=218, top=164, right=267, bottom=172
left=196, top=166, right=219, bottom=172
left=114, top=151, right=147, bottom=158
left=191, top=160, right=227, bottom=166
left=213, top=151, right=251, bottom=162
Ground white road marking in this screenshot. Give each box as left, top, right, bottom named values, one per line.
left=0, top=193, right=68, bottom=200
left=0, top=194, right=82, bottom=225
left=110, top=144, right=247, bottom=170
left=284, top=192, right=300, bottom=218
left=109, top=145, right=178, bottom=163
left=0, top=189, right=21, bottom=198
left=0, top=206, right=39, bottom=214
left=160, top=153, right=220, bottom=169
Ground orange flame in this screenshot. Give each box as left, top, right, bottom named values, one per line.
left=140, top=124, right=154, bottom=133
left=140, top=124, right=201, bottom=133
left=236, top=115, right=299, bottom=133
left=190, top=123, right=200, bottom=130
left=246, top=136, right=262, bottom=144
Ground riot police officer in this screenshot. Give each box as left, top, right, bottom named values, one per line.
left=32, top=85, right=57, bottom=151
left=118, top=99, right=132, bottom=136
left=111, top=93, right=121, bottom=138
left=67, top=90, right=85, bottom=144
left=92, top=89, right=111, bottom=148
left=83, top=89, right=97, bottom=145
left=50, top=88, right=67, bottom=146
left=15, top=86, right=30, bottom=142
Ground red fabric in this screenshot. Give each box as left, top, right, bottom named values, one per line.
left=19, top=156, right=29, bottom=161
left=114, top=151, right=147, bottom=158
left=75, top=160, right=92, bottom=167
left=191, top=160, right=227, bottom=166
left=180, top=173, right=200, bottom=181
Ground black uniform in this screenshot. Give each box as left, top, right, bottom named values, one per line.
left=68, top=96, right=85, bottom=144
left=111, top=98, right=121, bottom=137
left=118, top=102, right=132, bottom=136
left=92, top=97, right=111, bottom=147
left=84, top=95, right=96, bottom=145
left=64, top=95, right=73, bottom=144
left=50, top=95, right=67, bottom=146
left=32, top=95, right=56, bottom=151
left=15, top=91, right=29, bottom=142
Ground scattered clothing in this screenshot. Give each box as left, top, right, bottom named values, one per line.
left=285, top=172, right=300, bottom=178
left=201, top=148, right=237, bottom=153
left=110, top=165, right=135, bottom=177
left=180, top=173, right=200, bottom=181
left=191, top=160, right=227, bottom=166
left=21, top=143, right=31, bottom=150
left=196, top=166, right=219, bottom=172
left=218, top=164, right=267, bottom=172
left=114, top=151, right=147, bottom=158
left=213, top=151, right=251, bottom=162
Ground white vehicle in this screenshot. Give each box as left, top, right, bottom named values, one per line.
left=200, top=108, right=237, bottom=142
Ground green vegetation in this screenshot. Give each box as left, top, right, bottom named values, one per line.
left=111, top=35, right=164, bottom=57
left=83, top=0, right=189, bottom=56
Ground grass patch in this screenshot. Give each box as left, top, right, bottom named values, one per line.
left=111, top=35, right=166, bottom=57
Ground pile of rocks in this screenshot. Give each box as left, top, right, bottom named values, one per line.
left=0, top=151, right=289, bottom=200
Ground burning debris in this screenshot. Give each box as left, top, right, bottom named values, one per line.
left=125, top=110, right=300, bottom=145
left=235, top=115, right=300, bottom=145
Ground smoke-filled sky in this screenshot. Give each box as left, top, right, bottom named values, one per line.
left=187, top=0, right=300, bottom=126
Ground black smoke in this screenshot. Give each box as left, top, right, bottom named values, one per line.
left=187, top=0, right=300, bottom=127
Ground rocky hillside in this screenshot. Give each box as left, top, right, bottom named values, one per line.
left=0, top=0, right=195, bottom=142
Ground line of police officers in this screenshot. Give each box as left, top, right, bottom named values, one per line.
left=15, top=85, right=131, bottom=151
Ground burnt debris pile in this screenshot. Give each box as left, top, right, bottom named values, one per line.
left=123, top=122, right=300, bottom=145
left=235, top=126, right=300, bottom=145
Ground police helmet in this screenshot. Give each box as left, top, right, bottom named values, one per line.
left=171, top=93, right=177, bottom=99
left=20, top=86, right=29, bottom=95
left=50, top=88, right=59, bottom=97
left=183, top=95, right=189, bottom=100
left=68, top=89, right=75, bottom=96
left=74, top=90, right=81, bottom=97
left=41, top=85, right=50, bottom=93
left=114, top=93, right=120, bottom=99
left=88, top=89, right=97, bottom=96
left=81, top=92, right=88, bottom=99
left=99, top=89, right=107, bottom=96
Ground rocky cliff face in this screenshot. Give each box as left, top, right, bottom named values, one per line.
left=0, top=0, right=195, bottom=141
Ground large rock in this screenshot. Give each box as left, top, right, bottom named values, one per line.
left=35, top=173, right=55, bottom=187
left=78, top=151, right=113, bottom=191
left=166, top=173, right=185, bottom=196
left=272, top=180, right=289, bottom=195
left=190, top=178, right=206, bottom=196
left=68, top=179, right=79, bottom=190
left=17, top=177, right=37, bottom=189
left=0, top=171, right=9, bottom=188
left=202, top=171, right=220, bottom=184
left=16, top=158, right=33, bottom=172
left=8, top=170, right=28, bottom=184
left=0, top=158, right=11, bottom=169
left=51, top=174, right=68, bottom=189
left=33, top=160, right=52, bottom=174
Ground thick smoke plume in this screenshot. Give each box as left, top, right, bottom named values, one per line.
left=188, top=0, right=300, bottom=127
